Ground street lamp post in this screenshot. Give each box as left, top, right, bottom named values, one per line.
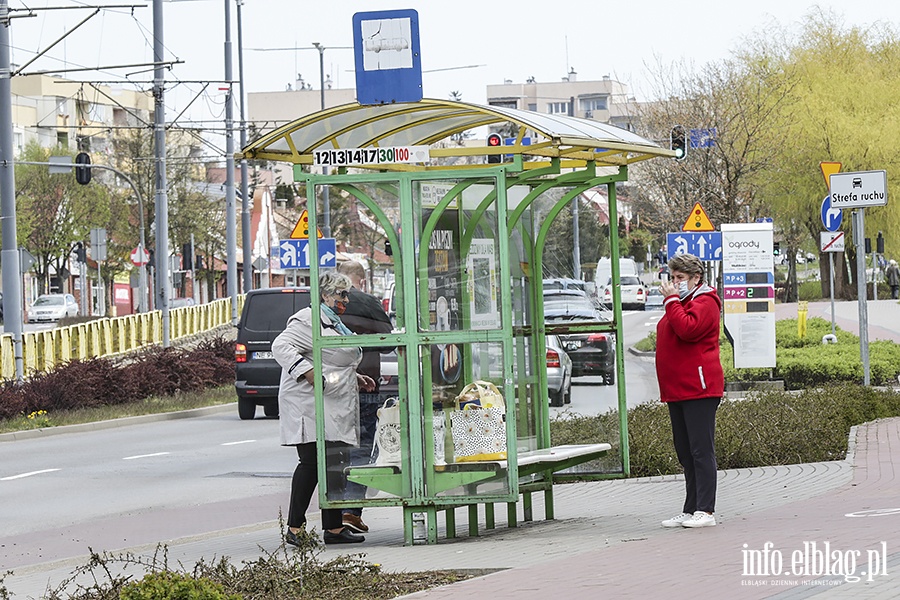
left=312, top=41, right=330, bottom=238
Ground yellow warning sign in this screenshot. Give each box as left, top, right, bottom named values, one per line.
left=289, top=210, right=323, bottom=239
left=819, top=161, right=841, bottom=190
left=681, top=202, right=715, bottom=232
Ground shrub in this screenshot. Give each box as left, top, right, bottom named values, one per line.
left=550, top=385, right=900, bottom=478
left=798, top=280, right=824, bottom=301
left=0, top=336, right=235, bottom=421
left=120, top=572, right=239, bottom=600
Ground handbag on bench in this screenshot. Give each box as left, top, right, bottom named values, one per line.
left=449, top=380, right=507, bottom=462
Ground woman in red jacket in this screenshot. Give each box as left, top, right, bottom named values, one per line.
left=655, top=253, right=724, bottom=528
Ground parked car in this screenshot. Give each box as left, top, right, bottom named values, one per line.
left=543, top=294, right=616, bottom=385
left=645, top=287, right=665, bottom=310
left=26, top=293, right=78, bottom=323
left=545, top=334, right=573, bottom=406
left=601, top=275, right=647, bottom=310
left=234, top=287, right=311, bottom=420
left=0, top=290, right=4, bottom=322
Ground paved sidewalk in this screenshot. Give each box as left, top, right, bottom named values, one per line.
left=7, top=418, right=900, bottom=599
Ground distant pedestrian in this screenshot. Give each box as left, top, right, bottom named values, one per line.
left=655, top=253, right=724, bottom=529
left=886, top=259, right=900, bottom=300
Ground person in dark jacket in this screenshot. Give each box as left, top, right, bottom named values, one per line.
left=336, top=260, right=394, bottom=534
left=655, top=253, right=724, bottom=529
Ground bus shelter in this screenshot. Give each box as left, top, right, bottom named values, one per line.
left=241, top=99, right=673, bottom=544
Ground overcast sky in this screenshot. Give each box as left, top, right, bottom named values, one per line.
left=9, top=0, right=900, bottom=154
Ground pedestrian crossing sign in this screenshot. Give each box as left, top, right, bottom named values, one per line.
left=290, top=210, right=323, bottom=239
left=681, top=202, right=715, bottom=232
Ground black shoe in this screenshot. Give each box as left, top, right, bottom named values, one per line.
left=285, top=528, right=311, bottom=548
left=323, top=527, right=365, bottom=544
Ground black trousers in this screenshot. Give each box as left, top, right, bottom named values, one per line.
left=287, top=442, right=350, bottom=531
left=667, top=397, right=721, bottom=514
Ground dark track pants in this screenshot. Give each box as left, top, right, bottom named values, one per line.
left=287, top=441, right=349, bottom=530
left=667, top=397, right=721, bottom=514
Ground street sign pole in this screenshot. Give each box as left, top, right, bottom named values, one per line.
left=829, top=253, right=836, bottom=337
left=853, top=209, right=871, bottom=385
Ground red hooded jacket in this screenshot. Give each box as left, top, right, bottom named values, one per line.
left=655, top=284, right=724, bottom=402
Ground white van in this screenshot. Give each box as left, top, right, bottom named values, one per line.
left=595, top=257, right=638, bottom=293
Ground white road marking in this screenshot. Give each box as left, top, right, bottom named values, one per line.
left=1, top=468, right=60, bottom=481
left=643, top=316, right=662, bottom=327
left=221, top=440, right=256, bottom=446
left=122, top=452, right=171, bottom=460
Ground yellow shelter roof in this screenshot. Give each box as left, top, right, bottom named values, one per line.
left=240, top=98, right=674, bottom=168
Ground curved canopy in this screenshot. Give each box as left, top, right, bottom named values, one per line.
left=240, top=98, right=674, bottom=168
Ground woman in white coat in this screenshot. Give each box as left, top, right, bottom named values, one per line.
left=273, top=271, right=375, bottom=545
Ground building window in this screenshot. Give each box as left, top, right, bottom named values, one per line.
left=580, top=97, right=608, bottom=112
left=527, top=103, right=537, bottom=112
left=548, top=101, right=568, bottom=114
left=489, top=100, right=518, bottom=110
left=57, top=131, right=69, bottom=148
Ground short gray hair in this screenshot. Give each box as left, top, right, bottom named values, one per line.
left=318, top=271, right=352, bottom=299
left=668, top=254, right=704, bottom=280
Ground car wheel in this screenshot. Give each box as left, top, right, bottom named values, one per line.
left=263, top=400, right=279, bottom=418
left=549, top=389, right=564, bottom=407
left=238, top=397, right=257, bottom=420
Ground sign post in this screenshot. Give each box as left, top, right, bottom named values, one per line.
left=820, top=231, right=845, bottom=339
left=829, top=169, right=888, bottom=386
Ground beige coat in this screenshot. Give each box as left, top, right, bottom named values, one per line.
left=273, top=306, right=362, bottom=446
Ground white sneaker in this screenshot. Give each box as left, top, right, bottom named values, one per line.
left=682, top=511, right=716, bottom=528
left=660, top=512, right=693, bottom=528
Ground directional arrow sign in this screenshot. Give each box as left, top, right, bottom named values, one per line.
left=821, top=195, right=842, bottom=232
left=279, top=238, right=337, bottom=269
left=666, top=231, right=723, bottom=261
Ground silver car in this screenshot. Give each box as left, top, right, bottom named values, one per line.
left=27, top=293, right=78, bottom=323
left=545, top=334, right=573, bottom=407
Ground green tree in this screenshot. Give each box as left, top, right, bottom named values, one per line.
left=13, top=142, right=111, bottom=295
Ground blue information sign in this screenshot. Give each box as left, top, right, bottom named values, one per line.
left=666, top=231, right=723, bottom=261
left=353, top=9, right=422, bottom=105
left=279, top=238, right=337, bottom=269
left=820, top=195, right=843, bottom=232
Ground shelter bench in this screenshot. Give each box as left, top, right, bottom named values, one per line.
left=346, top=443, right=610, bottom=544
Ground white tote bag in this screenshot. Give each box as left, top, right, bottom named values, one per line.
left=373, top=396, right=401, bottom=466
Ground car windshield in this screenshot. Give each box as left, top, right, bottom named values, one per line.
left=607, top=276, right=642, bottom=286
left=34, top=296, right=64, bottom=306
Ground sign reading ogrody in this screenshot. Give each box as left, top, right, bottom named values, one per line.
left=721, top=223, right=776, bottom=369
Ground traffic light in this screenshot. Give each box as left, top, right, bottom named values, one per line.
left=670, top=125, right=687, bottom=161
left=75, top=152, right=92, bottom=185
left=773, top=242, right=780, bottom=256
left=182, top=243, right=193, bottom=270
left=195, top=254, right=204, bottom=270
left=74, top=242, right=86, bottom=262
left=486, top=133, right=502, bottom=164
left=877, top=231, right=884, bottom=254
left=865, top=237, right=872, bottom=254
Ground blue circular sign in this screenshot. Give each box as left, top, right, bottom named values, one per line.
left=821, top=195, right=843, bottom=232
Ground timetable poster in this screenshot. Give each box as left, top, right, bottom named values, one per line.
left=467, top=238, right=500, bottom=330
left=421, top=191, right=464, bottom=394
left=721, top=223, right=776, bottom=369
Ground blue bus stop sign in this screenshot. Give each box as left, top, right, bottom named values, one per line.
left=353, top=9, right=422, bottom=105
left=821, top=195, right=842, bottom=232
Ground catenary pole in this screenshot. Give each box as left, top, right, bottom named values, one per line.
left=224, top=0, right=238, bottom=322
left=237, top=0, right=251, bottom=293
left=0, top=0, right=24, bottom=380
left=853, top=209, right=871, bottom=385
left=153, top=0, right=171, bottom=346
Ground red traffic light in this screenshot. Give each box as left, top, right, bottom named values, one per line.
left=487, top=133, right=502, bottom=147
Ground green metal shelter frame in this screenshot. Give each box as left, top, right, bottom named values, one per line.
left=241, top=99, right=673, bottom=544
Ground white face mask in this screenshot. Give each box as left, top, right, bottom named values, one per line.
left=678, top=280, right=696, bottom=300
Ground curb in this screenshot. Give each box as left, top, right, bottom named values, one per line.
left=0, top=403, right=236, bottom=443
left=628, top=346, right=655, bottom=357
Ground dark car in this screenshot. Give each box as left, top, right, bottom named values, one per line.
left=234, top=287, right=311, bottom=420
left=544, top=294, right=616, bottom=385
